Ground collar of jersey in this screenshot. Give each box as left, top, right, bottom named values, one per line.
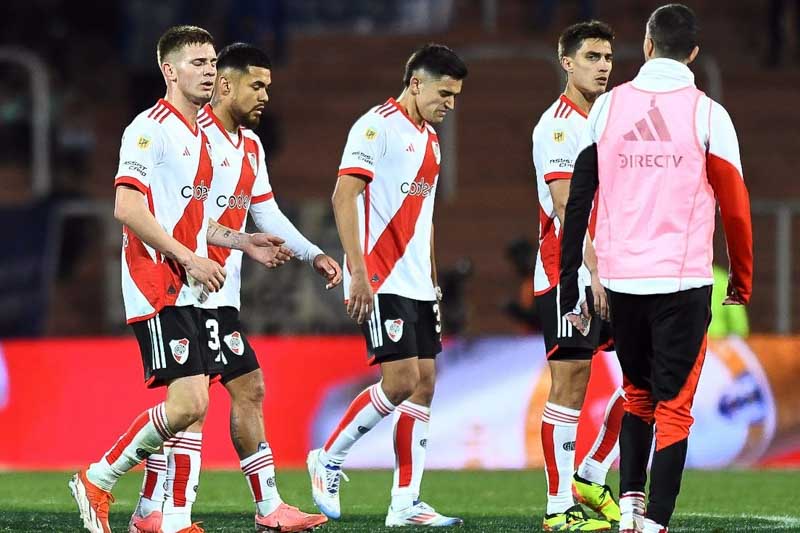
left=632, top=58, right=696, bottom=93
left=157, top=98, right=200, bottom=136
left=201, top=103, right=243, bottom=148
left=386, top=98, right=427, bottom=133
left=558, top=94, right=588, bottom=119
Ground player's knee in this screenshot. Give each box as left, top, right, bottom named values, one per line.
left=413, top=372, right=436, bottom=405
left=172, top=391, right=209, bottom=427
left=233, top=376, right=265, bottom=408
left=383, top=376, right=418, bottom=405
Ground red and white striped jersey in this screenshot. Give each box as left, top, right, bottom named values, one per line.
left=114, top=99, right=214, bottom=323
left=531, top=95, right=593, bottom=295
left=196, top=104, right=273, bottom=310
left=338, top=98, right=440, bottom=301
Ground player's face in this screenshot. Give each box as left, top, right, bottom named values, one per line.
left=414, top=75, right=463, bottom=124
left=231, top=66, right=271, bottom=129
left=564, top=38, right=613, bottom=97
left=169, top=43, right=217, bottom=105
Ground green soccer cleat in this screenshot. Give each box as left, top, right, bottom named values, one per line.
left=572, top=473, right=621, bottom=523
left=542, top=504, right=612, bottom=531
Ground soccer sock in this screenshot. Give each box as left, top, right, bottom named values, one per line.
left=391, top=401, right=430, bottom=511
left=322, top=382, right=396, bottom=466
left=620, top=491, right=646, bottom=530
left=578, top=386, right=625, bottom=485
left=136, top=453, right=167, bottom=517
left=541, top=402, right=580, bottom=515
left=162, top=432, right=202, bottom=533
left=619, top=412, right=654, bottom=495
left=241, top=444, right=283, bottom=517
left=647, top=437, right=688, bottom=528
left=86, top=402, right=174, bottom=491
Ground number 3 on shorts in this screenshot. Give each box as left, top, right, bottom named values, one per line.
left=206, top=318, right=227, bottom=365
left=433, top=303, right=442, bottom=340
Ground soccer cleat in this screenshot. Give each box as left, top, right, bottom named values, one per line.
left=307, top=448, right=348, bottom=519
left=542, top=504, right=612, bottom=531
left=642, top=518, right=667, bottom=533
left=69, top=470, right=115, bottom=533
left=385, top=500, right=463, bottom=527
left=128, top=510, right=163, bottom=532
left=255, top=503, right=328, bottom=532
left=572, top=473, right=620, bottom=522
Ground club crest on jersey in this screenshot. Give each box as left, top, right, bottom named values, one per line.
left=247, top=152, right=258, bottom=173
left=553, top=130, right=565, bottom=143
left=431, top=141, right=441, bottom=164
left=224, top=331, right=244, bottom=356
left=384, top=319, right=404, bottom=343
left=169, top=338, right=190, bottom=365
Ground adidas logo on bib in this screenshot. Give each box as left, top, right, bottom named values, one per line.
left=384, top=319, right=404, bottom=342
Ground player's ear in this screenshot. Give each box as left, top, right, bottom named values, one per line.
left=560, top=55, right=572, bottom=74
left=162, top=62, right=177, bottom=83
left=410, top=76, right=421, bottom=96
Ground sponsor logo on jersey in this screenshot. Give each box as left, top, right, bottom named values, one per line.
left=401, top=180, right=434, bottom=197
left=553, top=130, right=565, bottom=143
left=352, top=151, right=374, bottom=166
left=216, top=191, right=251, bottom=210
left=431, top=141, right=441, bottom=164
left=169, top=338, right=190, bottom=365
left=548, top=157, right=573, bottom=169
left=137, top=135, right=151, bottom=150
left=124, top=160, right=148, bottom=177
left=617, top=153, right=684, bottom=169
left=224, top=331, right=244, bottom=356
left=247, top=152, right=258, bottom=173
left=181, top=180, right=210, bottom=201
left=182, top=146, right=191, bottom=157
left=385, top=318, right=404, bottom=342
left=365, top=127, right=378, bottom=141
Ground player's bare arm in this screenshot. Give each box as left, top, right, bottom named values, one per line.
left=206, top=217, right=292, bottom=269
left=115, top=185, right=226, bottom=292
left=548, top=179, right=608, bottom=321
left=332, top=174, right=372, bottom=323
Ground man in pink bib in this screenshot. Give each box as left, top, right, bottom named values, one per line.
left=558, top=5, right=753, bottom=533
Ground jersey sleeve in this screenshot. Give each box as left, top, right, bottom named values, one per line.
left=338, top=114, right=386, bottom=182
left=250, top=137, right=274, bottom=205
left=533, top=117, right=580, bottom=183
left=114, top=119, right=164, bottom=193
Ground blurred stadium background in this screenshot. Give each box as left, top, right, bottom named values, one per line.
left=0, top=0, right=799, bottom=529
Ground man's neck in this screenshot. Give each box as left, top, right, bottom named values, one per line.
left=165, top=89, right=201, bottom=128
left=210, top=101, right=239, bottom=133
left=563, top=83, right=597, bottom=115
left=396, top=90, right=425, bottom=127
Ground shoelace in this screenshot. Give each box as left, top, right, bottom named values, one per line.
left=565, top=506, right=591, bottom=523
left=324, top=466, right=349, bottom=495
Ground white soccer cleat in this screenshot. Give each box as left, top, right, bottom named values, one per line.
left=385, top=500, right=463, bottom=527
left=307, top=448, right=348, bottom=520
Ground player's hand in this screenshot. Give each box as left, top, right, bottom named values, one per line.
left=722, top=293, right=747, bottom=305
left=347, top=273, right=374, bottom=324
left=313, top=254, right=343, bottom=290
left=590, top=272, right=610, bottom=321
left=242, top=233, right=293, bottom=268
left=565, top=301, right=591, bottom=336
left=184, top=253, right=226, bottom=292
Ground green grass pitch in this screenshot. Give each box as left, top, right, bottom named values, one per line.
left=0, top=469, right=798, bottom=531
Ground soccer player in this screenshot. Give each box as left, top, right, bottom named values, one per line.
left=307, top=44, right=466, bottom=527
left=531, top=21, right=624, bottom=532
left=69, top=26, right=227, bottom=533
left=127, top=43, right=336, bottom=533
left=559, top=5, right=752, bottom=533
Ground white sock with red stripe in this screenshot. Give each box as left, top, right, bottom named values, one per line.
left=391, top=401, right=430, bottom=511
left=162, top=432, right=202, bottom=533
left=541, top=402, right=580, bottom=515
left=578, top=387, right=625, bottom=485
left=135, top=453, right=167, bottom=517
left=241, top=445, right=283, bottom=516
left=321, top=382, right=396, bottom=466
left=86, top=402, right=174, bottom=491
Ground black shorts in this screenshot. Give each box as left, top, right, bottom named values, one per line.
left=131, top=306, right=224, bottom=388
left=204, top=306, right=260, bottom=384
left=536, top=285, right=614, bottom=360
left=359, top=294, right=443, bottom=364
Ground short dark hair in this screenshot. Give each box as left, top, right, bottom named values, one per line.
left=217, top=42, right=272, bottom=72
left=558, top=20, right=615, bottom=60
left=403, top=44, right=468, bottom=87
left=157, top=25, right=214, bottom=65
left=646, top=4, right=698, bottom=60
